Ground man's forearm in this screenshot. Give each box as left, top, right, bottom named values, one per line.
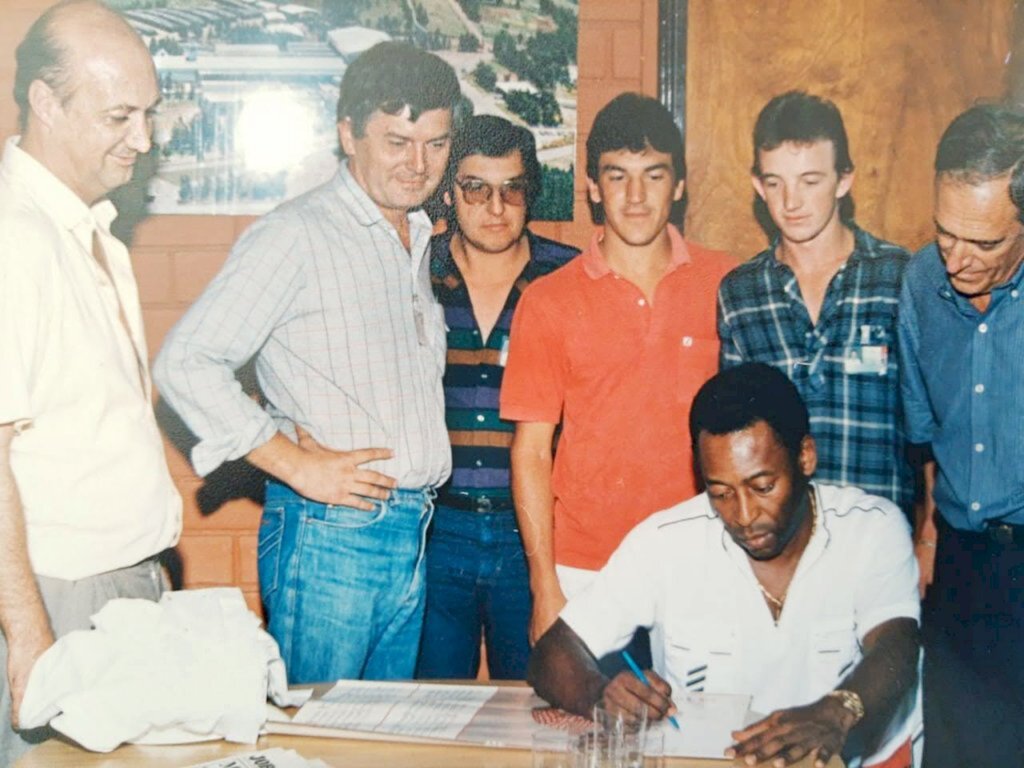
left=510, top=431, right=558, bottom=597
left=915, top=461, right=938, bottom=543
left=528, top=619, right=608, bottom=716
left=0, top=425, right=54, bottom=724
left=835, top=618, right=919, bottom=747
left=246, top=431, right=304, bottom=488
left=0, top=428, right=49, bottom=640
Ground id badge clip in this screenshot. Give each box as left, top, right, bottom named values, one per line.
left=844, top=324, right=888, bottom=375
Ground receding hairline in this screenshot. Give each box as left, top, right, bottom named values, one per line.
left=46, top=0, right=149, bottom=67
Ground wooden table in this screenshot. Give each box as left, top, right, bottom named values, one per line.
left=17, top=733, right=842, bottom=767
left=16, top=681, right=843, bottom=768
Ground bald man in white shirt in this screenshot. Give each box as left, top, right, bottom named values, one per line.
left=0, top=2, right=182, bottom=761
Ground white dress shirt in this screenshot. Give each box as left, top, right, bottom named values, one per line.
left=561, top=483, right=921, bottom=766
left=0, top=137, right=182, bottom=580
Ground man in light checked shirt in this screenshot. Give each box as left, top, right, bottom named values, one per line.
left=154, top=42, right=461, bottom=684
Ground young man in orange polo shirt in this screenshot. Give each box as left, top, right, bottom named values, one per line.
left=500, top=93, right=734, bottom=668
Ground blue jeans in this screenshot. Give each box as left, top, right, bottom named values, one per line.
left=258, top=480, right=434, bottom=684
left=416, top=504, right=532, bottom=679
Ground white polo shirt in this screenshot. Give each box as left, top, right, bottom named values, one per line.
left=561, top=483, right=921, bottom=765
left=0, top=138, right=181, bottom=580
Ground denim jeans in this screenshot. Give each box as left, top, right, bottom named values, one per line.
left=258, top=480, right=434, bottom=684
left=416, top=504, right=532, bottom=679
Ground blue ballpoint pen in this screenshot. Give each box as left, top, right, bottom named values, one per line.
left=620, top=650, right=681, bottom=730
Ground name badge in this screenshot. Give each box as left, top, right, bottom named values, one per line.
left=843, top=324, right=888, bottom=375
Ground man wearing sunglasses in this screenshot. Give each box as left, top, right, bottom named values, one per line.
left=418, top=115, right=578, bottom=680
left=501, top=93, right=735, bottom=671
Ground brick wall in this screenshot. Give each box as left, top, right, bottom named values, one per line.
left=0, top=1, right=660, bottom=612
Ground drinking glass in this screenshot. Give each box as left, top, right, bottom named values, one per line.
left=532, top=730, right=575, bottom=768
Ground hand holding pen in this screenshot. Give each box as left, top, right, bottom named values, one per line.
left=600, top=650, right=681, bottom=729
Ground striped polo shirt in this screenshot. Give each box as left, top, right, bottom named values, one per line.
left=431, top=229, right=578, bottom=505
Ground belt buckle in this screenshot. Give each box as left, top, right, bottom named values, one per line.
left=987, top=523, right=1015, bottom=546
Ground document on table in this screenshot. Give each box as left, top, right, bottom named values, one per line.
left=290, top=680, right=498, bottom=741
left=183, top=747, right=329, bottom=768
left=659, top=692, right=752, bottom=759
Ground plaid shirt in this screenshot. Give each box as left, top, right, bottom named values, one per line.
left=717, top=227, right=913, bottom=510
left=431, top=230, right=577, bottom=504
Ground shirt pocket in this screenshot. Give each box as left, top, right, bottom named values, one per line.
left=664, top=620, right=739, bottom=694
left=809, top=618, right=860, bottom=690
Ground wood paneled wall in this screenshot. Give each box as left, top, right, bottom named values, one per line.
left=684, top=0, right=1016, bottom=258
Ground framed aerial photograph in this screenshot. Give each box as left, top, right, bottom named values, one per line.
left=110, top=0, right=579, bottom=220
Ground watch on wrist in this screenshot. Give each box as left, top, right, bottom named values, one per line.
left=825, top=689, right=865, bottom=725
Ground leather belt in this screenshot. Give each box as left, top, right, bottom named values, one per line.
left=985, top=521, right=1024, bottom=547
left=436, top=493, right=515, bottom=513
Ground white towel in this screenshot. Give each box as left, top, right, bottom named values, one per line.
left=18, top=587, right=309, bottom=752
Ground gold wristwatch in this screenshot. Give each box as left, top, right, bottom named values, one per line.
left=825, top=689, right=865, bottom=725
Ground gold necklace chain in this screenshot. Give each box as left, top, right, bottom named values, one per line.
left=757, top=489, right=817, bottom=616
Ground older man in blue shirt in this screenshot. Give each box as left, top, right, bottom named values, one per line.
left=898, top=104, right=1024, bottom=768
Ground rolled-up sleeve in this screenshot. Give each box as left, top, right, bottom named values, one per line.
left=154, top=216, right=304, bottom=476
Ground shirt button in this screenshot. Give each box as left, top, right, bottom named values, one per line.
left=475, top=414, right=485, bottom=422
left=974, top=383, right=985, bottom=394
left=681, top=336, right=693, bottom=347
left=971, top=501, right=981, bottom=512
left=637, top=298, right=646, bottom=307
left=475, top=459, right=483, bottom=467
left=1012, top=290, right=1020, bottom=299
left=974, top=443, right=985, bottom=453
left=979, top=323, right=988, bottom=333
left=473, top=329, right=479, bottom=335
left=480, top=373, right=489, bottom=380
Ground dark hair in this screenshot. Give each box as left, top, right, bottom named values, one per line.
left=689, top=363, right=810, bottom=464
left=753, top=91, right=853, bottom=176
left=443, top=114, right=541, bottom=225
left=935, top=104, right=1024, bottom=221
left=585, top=93, right=685, bottom=224
left=751, top=90, right=855, bottom=230
left=14, top=0, right=76, bottom=133
left=336, top=41, right=462, bottom=138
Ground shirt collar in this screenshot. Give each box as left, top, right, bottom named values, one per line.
left=581, top=223, right=691, bottom=279
left=431, top=229, right=544, bottom=288
left=333, top=158, right=431, bottom=239
left=2, top=136, right=118, bottom=235
left=932, top=241, right=1024, bottom=307
left=764, top=224, right=868, bottom=269
left=333, top=159, right=383, bottom=227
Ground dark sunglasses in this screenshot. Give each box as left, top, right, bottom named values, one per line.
left=455, top=177, right=528, bottom=207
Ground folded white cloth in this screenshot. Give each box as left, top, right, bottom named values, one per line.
left=19, top=587, right=308, bottom=752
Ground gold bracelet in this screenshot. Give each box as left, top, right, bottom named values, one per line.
left=825, top=689, right=865, bottom=725
left=916, top=540, right=937, bottom=548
